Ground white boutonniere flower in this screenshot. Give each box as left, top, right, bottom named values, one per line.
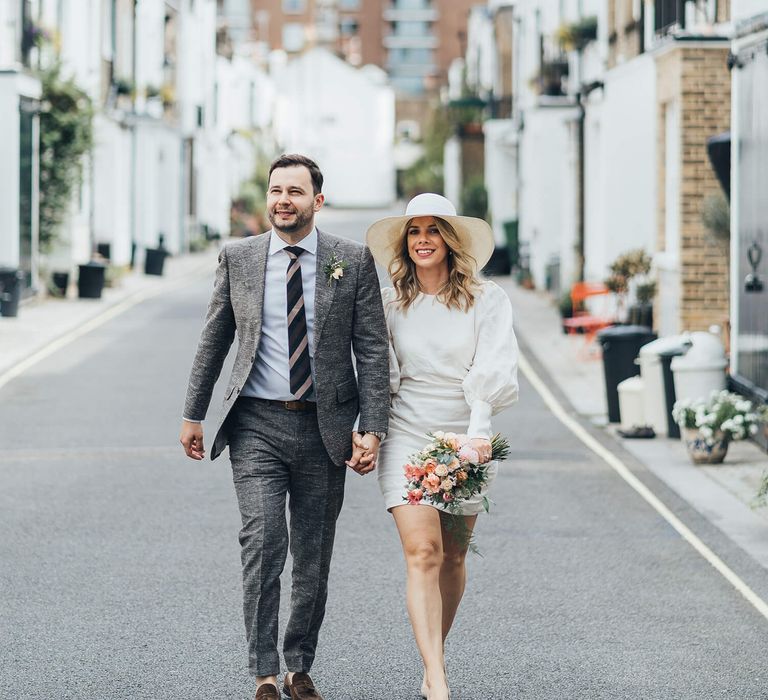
left=323, top=253, right=348, bottom=287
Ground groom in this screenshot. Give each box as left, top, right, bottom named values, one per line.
left=179, top=154, right=389, bottom=700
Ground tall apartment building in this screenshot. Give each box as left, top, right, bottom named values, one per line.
left=247, top=0, right=475, bottom=93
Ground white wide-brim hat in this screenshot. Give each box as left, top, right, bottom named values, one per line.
left=365, top=193, right=494, bottom=273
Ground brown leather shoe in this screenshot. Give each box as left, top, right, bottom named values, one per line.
left=255, top=683, right=280, bottom=700
left=282, top=672, right=324, bottom=700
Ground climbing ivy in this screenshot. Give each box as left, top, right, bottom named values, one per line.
left=38, top=65, right=94, bottom=251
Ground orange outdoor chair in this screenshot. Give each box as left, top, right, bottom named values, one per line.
left=562, top=281, right=615, bottom=353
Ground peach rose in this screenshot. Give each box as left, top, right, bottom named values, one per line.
left=424, top=473, right=441, bottom=493
left=435, top=464, right=449, bottom=477
left=407, top=488, right=424, bottom=504
left=440, top=478, right=454, bottom=492
left=423, top=458, right=437, bottom=474
left=404, top=463, right=426, bottom=481
left=456, top=470, right=468, bottom=482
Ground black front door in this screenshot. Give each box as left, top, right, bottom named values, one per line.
left=733, top=39, right=768, bottom=447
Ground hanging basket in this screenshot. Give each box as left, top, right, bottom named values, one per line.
left=682, top=428, right=730, bottom=464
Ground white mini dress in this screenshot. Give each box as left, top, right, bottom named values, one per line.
left=376, top=281, right=520, bottom=515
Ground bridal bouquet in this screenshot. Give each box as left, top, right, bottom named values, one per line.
left=403, top=431, right=510, bottom=515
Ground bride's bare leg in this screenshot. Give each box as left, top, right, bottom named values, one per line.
left=392, top=505, right=450, bottom=700
left=439, top=513, right=477, bottom=640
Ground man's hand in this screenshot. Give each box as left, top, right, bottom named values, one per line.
left=180, top=420, right=205, bottom=460
left=345, top=431, right=381, bottom=475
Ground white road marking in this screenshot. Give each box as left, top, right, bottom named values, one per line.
left=518, top=350, right=768, bottom=622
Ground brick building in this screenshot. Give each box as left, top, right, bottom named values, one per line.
left=655, top=42, right=731, bottom=333
left=247, top=0, right=475, bottom=93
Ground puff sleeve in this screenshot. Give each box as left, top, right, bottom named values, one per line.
left=381, top=287, right=401, bottom=395
left=462, top=282, right=520, bottom=439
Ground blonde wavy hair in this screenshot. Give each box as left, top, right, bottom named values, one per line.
left=388, top=216, right=482, bottom=312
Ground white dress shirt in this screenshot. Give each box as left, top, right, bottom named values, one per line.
left=241, top=228, right=317, bottom=401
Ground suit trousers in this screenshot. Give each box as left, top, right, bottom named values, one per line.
left=228, top=397, right=346, bottom=676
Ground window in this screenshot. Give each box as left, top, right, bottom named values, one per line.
left=654, top=0, right=691, bottom=35
left=283, top=0, right=306, bottom=14
left=340, top=18, right=358, bottom=36
left=339, top=0, right=360, bottom=8
left=283, top=23, right=305, bottom=52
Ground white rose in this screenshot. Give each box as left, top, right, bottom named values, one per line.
left=332, top=267, right=344, bottom=280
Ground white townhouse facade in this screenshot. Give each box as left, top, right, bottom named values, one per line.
left=0, top=0, right=273, bottom=299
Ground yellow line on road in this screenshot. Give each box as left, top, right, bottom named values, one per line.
left=0, top=263, right=210, bottom=394
left=518, top=350, right=768, bottom=623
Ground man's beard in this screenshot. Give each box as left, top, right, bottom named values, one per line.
left=268, top=205, right=313, bottom=233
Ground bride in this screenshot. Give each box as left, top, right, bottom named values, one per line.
left=361, top=194, right=519, bottom=699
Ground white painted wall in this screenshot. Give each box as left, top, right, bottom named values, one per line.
left=732, top=0, right=768, bottom=23
left=92, top=115, right=133, bottom=265
left=465, top=6, right=495, bottom=96
left=134, top=119, right=182, bottom=253
left=0, top=2, right=21, bottom=66
left=275, top=48, right=395, bottom=208
left=584, top=54, right=656, bottom=283
left=443, top=136, right=461, bottom=211
left=484, top=119, right=519, bottom=247
left=519, top=104, right=579, bottom=288
left=0, top=78, right=22, bottom=267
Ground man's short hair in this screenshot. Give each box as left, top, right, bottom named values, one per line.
left=268, top=154, right=324, bottom=194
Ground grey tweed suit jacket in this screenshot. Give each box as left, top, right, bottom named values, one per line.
left=183, top=229, right=390, bottom=465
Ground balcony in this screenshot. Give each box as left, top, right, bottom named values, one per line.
left=385, top=61, right=438, bottom=77
left=383, top=34, right=439, bottom=49
left=383, top=7, right=438, bottom=22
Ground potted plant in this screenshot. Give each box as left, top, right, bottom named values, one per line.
left=113, top=77, right=135, bottom=98
left=555, top=16, right=598, bottom=52
left=672, top=391, right=767, bottom=464
left=160, top=83, right=175, bottom=109
left=557, top=291, right=585, bottom=333
left=50, top=271, right=69, bottom=297
left=629, top=280, right=656, bottom=327
left=605, top=248, right=653, bottom=324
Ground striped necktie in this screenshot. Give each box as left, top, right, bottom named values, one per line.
left=284, top=246, right=313, bottom=401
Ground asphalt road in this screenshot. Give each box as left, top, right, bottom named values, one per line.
left=2, top=208, right=767, bottom=699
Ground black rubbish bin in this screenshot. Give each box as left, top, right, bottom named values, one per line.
left=51, top=271, right=69, bottom=297
left=0, top=268, right=24, bottom=317
left=96, top=242, right=111, bottom=261
left=659, top=348, right=688, bottom=439
left=144, top=248, right=167, bottom=276
left=78, top=262, right=106, bottom=299
left=598, top=325, right=657, bottom=423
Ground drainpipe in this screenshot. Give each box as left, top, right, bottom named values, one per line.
left=576, top=90, right=585, bottom=282
left=129, top=0, right=138, bottom=264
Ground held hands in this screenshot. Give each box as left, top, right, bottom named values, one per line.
left=469, top=437, right=492, bottom=464
left=346, top=431, right=381, bottom=475
left=180, top=420, right=206, bottom=460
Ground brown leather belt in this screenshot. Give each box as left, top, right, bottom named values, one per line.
left=245, top=397, right=317, bottom=412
